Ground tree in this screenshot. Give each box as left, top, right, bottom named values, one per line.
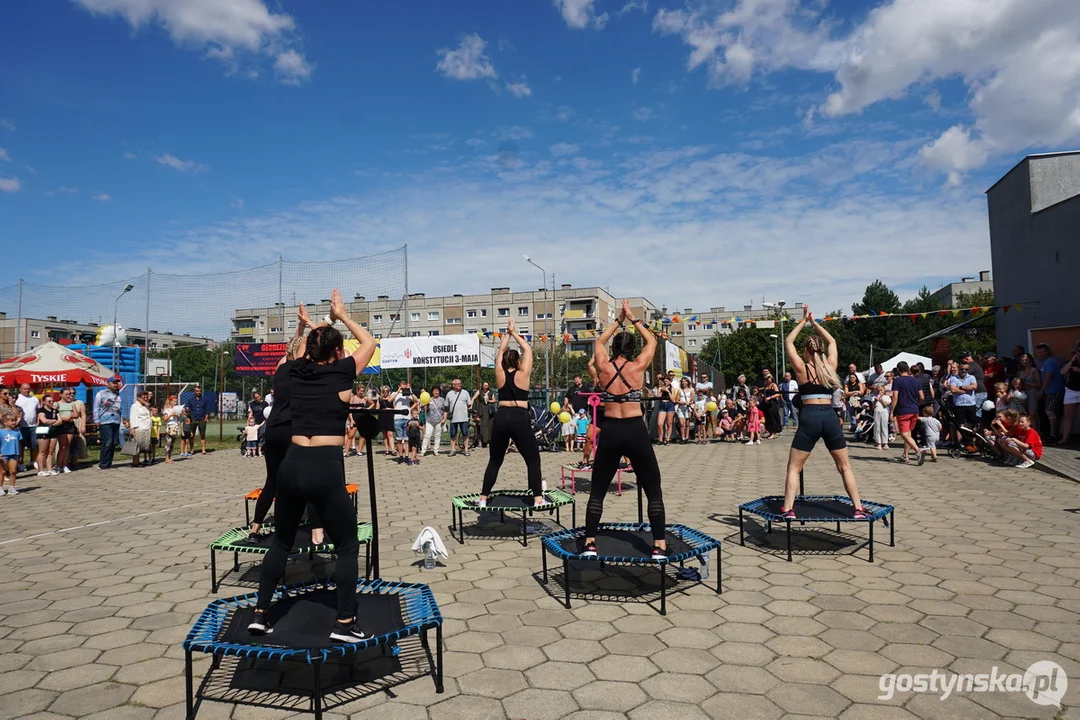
left=851, top=280, right=901, bottom=316
left=699, top=328, right=779, bottom=388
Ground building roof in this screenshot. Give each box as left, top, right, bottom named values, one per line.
left=985, top=149, right=1080, bottom=194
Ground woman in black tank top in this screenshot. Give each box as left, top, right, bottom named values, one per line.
left=477, top=319, right=545, bottom=507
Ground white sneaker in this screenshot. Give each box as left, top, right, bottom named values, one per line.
left=37, top=471, right=47, bottom=477
left=755, top=440, right=762, bottom=445
left=62, top=467, right=71, bottom=474
left=6, top=487, right=17, bottom=495
left=33, top=461, right=38, bottom=470
left=1017, top=459, right=1035, bottom=469
left=48, top=469, right=59, bottom=476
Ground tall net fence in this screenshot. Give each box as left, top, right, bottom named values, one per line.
left=0, top=247, right=407, bottom=358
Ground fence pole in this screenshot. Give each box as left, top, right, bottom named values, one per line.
left=218, top=349, right=224, bottom=442
left=145, top=268, right=151, bottom=380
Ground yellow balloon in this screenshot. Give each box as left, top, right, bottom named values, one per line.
left=419, top=392, right=431, bottom=405
left=559, top=411, right=572, bottom=424
left=706, top=401, right=718, bottom=412
left=550, top=402, right=562, bottom=414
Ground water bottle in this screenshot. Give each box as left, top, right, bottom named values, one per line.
left=423, top=541, right=436, bottom=570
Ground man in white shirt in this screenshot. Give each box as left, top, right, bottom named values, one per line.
left=444, top=378, right=473, bottom=456
left=15, top=383, right=39, bottom=470
left=781, top=371, right=799, bottom=428
left=129, top=390, right=153, bottom=468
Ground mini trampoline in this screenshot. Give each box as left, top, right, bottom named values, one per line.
left=559, top=465, right=626, bottom=495
left=738, top=495, right=894, bottom=562
left=450, top=489, right=575, bottom=546
left=209, top=523, right=372, bottom=593
left=541, top=523, right=722, bottom=615
left=244, top=484, right=359, bottom=526
left=183, top=578, right=442, bottom=719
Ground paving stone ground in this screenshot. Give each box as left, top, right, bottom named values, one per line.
left=0, top=437, right=1078, bottom=720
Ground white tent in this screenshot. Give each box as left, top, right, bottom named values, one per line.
left=866, top=352, right=932, bottom=375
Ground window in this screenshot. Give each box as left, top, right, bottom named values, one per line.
left=688, top=339, right=697, bottom=347
left=270, top=327, right=281, bottom=334
left=467, top=310, right=477, bottom=319
left=536, top=313, right=546, bottom=320
left=373, top=333, right=382, bottom=339
left=373, top=315, right=383, bottom=324
left=428, top=311, right=440, bottom=321
left=390, top=314, right=400, bottom=322
left=410, top=312, right=420, bottom=322
left=481, top=309, right=488, bottom=317
left=30, top=330, right=40, bottom=339
left=519, top=327, right=529, bottom=334
left=466, top=328, right=477, bottom=334
left=704, top=324, right=714, bottom=330
left=446, top=317, right=461, bottom=324
left=428, top=330, right=440, bottom=336
left=409, top=331, right=420, bottom=337
left=687, top=325, right=696, bottom=332
left=498, top=308, right=509, bottom=317
left=518, top=307, right=529, bottom=316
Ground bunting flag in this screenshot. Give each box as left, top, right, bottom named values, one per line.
left=671, top=313, right=680, bottom=323
left=1002, top=305, right=1011, bottom=314
left=1014, top=303, right=1024, bottom=313
left=687, top=315, right=698, bottom=323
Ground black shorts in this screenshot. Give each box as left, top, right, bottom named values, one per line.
left=57, top=422, right=77, bottom=436
left=192, top=419, right=208, bottom=438
left=407, top=434, right=420, bottom=450
left=954, top=405, right=977, bottom=427
left=791, top=404, right=847, bottom=453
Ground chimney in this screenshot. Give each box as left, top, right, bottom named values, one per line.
left=561, top=284, right=571, bottom=289
left=491, top=287, right=510, bottom=293
left=377, top=295, right=389, bottom=300
left=684, top=308, right=692, bottom=314
left=979, top=270, right=990, bottom=282
left=743, top=305, right=752, bottom=311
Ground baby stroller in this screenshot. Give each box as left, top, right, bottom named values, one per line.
left=851, top=401, right=875, bottom=444
left=531, top=406, right=563, bottom=452
left=938, top=403, right=996, bottom=459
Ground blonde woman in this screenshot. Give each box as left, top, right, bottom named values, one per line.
left=36, top=395, right=61, bottom=476
left=778, top=305, right=867, bottom=519
left=55, top=387, right=79, bottom=474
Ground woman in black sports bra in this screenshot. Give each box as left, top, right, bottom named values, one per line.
left=581, top=300, right=668, bottom=560
left=477, top=319, right=545, bottom=508
left=780, top=305, right=867, bottom=520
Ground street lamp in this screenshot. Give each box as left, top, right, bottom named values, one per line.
left=522, top=254, right=552, bottom=404
left=113, top=284, right=134, bottom=372
left=764, top=300, right=787, bottom=378
left=769, top=334, right=779, bottom=380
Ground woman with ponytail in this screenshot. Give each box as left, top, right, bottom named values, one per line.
left=778, top=305, right=867, bottom=520
left=581, top=300, right=668, bottom=560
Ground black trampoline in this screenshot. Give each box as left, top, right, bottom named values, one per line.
left=540, top=523, right=722, bottom=615
left=209, top=523, right=373, bottom=593
left=450, top=489, right=575, bottom=546
left=738, top=495, right=894, bottom=562
left=183, top=579, right=442, bottom=719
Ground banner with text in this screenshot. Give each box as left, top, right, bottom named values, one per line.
left=380, top=335, right=480, bottom=369
left=234, top=342, right=381, bottom=376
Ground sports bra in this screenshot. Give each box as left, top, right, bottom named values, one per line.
left=499, top=369, right=530, bottom=403
left=799, top=368, right=834, bottom=397
left=600, top=360, right=643, bottom=403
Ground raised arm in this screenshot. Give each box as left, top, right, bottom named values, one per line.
left=494, top=325, right=512, bottom=388
left=329, top=290, right=378, bottom=377
left=622, top=300, right=657, bottom=370
left=785, top=307, right=808, bottom=377
left=808, top=308, right=838, bottom=370
left=508, top=319, right=534, bottom=375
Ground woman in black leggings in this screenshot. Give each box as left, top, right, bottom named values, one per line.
left=250, top=304, right=323, bottom=544
left=249, top=289, right=378, bottom=642
left=478, top=318, right=545, bottom=508
left=582, top=301, right=668, bottom=559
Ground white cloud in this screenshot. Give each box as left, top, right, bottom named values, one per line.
left=123, top=151, right=138, bottom=159
left=273, top=48, right=314, bottom=86
left=540, top=104, right=576, bottom=122
left=232, top=198, right=245, bottom=210
left=0, top=177, right=21, bottom=193
left=0, top=148, right=8, bottom=161
left=92, top=192, right=111, bottom=202
left=919, top=126, right=991, bottom=186
left=506, top=76, right=532, bottom=97
left=436, top=33, right=497, bottom=81
left=156, top=153, right=209, bottom=172
left=620, top=0, right=648, bottom=15
left=495, top=126, right=533, bottom=141
left=0, top=120, right=14, bottom=132
left=631, top=67, right=641, bottom=84
left=924, top=89, right=942, bottom=112
left=550, top=142, right=581, bottom=157
left=632, top=106, right=658, bottom=121
left=554, top=0, right=609, bottom=30
left=466, top=137, right=488, bottom=148
left=44, top=186, right=79, bottom=196
left=72, top=0, right=313, bottom=84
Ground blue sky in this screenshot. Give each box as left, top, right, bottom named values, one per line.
left=1, top=0, right=1075, bottom=316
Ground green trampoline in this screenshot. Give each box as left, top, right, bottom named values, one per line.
left=450, top=489, right=575, bottom=546
left=209, top=522, right=373, bottom=593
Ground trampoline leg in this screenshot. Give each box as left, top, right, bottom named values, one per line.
left=245, top=499, right=251, bottom=527
left=616, top=469, right=622, bottom=496
left=521, top=511, right=527, bottom=548
left=659, top=565, right=667, bottom=616
left=716, top=551, right=723, bottom=594
left=572, top=502, right=576, bottom=529
left=449, top=502, right=454, bottom=532
left=556, top=505, right=560, bottom=528
left=786, top=520, right=792, bottom=562
left=232, top=551, right=239, bottom=573
left=837, top=520, right=841, bottom=533
left=184, top=649, right=194, bottom=720
left=500, top=510, right=506, bottom=525
left=436, top=625, right=444, bottom=693
left=458, top=507, right=465, bottom=544
left=210, top=550, right=217, bottom=594
left=738, top=508, right=744, bottom=546
left=869, top=520, right=875, bottom=563
left=542, top=544, right=548, bottom=583
left=890, top=511, right=895, bottom=546
left=365, top=543, right=371, bottom=580
left=563, top=557, right=571, bottom=609
left=312, top=662, right=323, bottom=720
left=637, top=483, right=643, bottom=525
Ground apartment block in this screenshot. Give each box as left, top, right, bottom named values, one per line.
left=661, top=302, right=806, bottom=354
left=0, top=313, right=215, bottom=358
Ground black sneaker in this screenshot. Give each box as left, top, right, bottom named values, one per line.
left=247, top=611, right=272, bottom=636
left=330, top=620, right=367, bottom=643
left=581, top=542, right=598, bottom=558
left=651, top=546, right=668, bottom=560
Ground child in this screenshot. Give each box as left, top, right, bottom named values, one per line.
left=0, top=414, right=21, bottom=495
left=694, top=393, right=708, bottom=444
left=719, top=409, right=735, bottom=441
left=1001, top=413, right=1043, bottom=469
left=1008, top=377, right=1027, bottom=413
left=405, top=406, right=422, bottom=466
left=244, top=416, right=262, bottom=457
left=561, top=410, right=576, bottom=452
left=916, top=405, right=941, bottom=462
left=575, top=410, right=589, bottom=438
left=180, top=407, right=194, bottom=457
left=745, top=398, right=763, bottom=445
left=149, top=407, right=162, bottom=465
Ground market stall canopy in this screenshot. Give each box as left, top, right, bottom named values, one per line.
left=0, top=342, right=116, bottom=387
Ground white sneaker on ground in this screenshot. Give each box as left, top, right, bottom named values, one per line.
left=33, top=461, right=38, bottom=470
left=37, top=471, right=47, bottom=477
left=63, top=467, right=71, bottom=474
left=48, top=469, right=59, bottom=476
left=1017, top=459, right=1035, bottom=469
left=6, top=487, right=17, bottom=495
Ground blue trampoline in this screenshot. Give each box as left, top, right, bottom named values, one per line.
left=182, top=579, right=443, bottom=719
left=540, top=523, right=722, bottom=615
left=739, top=495, right=895, bottom=562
